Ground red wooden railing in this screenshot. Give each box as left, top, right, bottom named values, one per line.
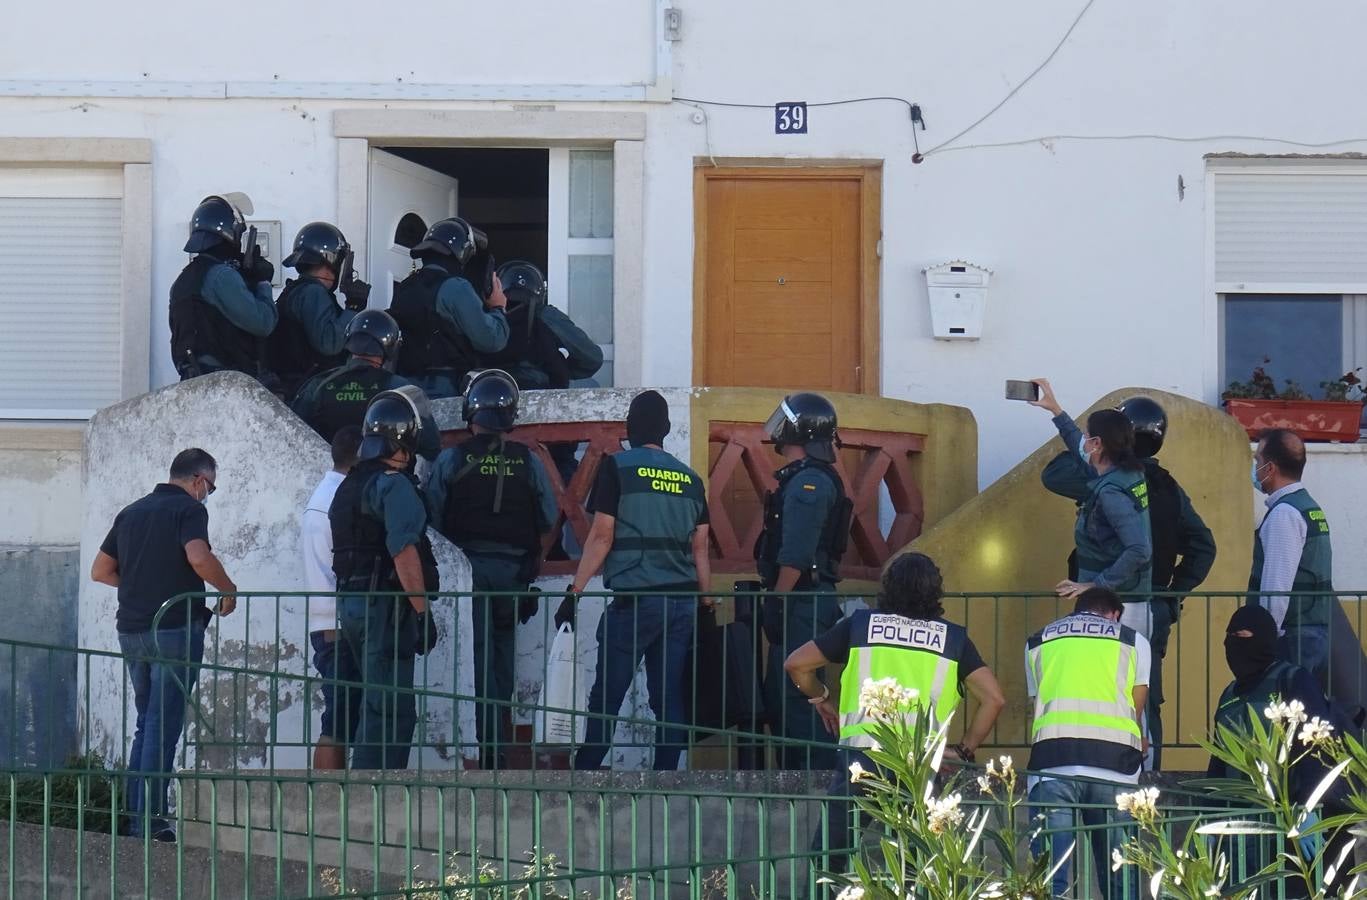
left=440, top=420, right=927, bottom=581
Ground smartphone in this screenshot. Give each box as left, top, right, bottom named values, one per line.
left=1005, top=380, right=1040, bottom=402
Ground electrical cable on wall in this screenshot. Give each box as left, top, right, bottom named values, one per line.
left=675, top=95, right=926, bottom=158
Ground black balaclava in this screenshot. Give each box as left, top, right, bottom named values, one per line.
left=1225, top=605, right=1279, bottom=690
left=626, top=390, right=670, bottom=448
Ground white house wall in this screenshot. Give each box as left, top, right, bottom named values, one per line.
left=1, top=0, right=1366, bottom=492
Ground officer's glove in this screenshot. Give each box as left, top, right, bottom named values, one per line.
left=249, top=257, right=275, bottom=285
left=414, top=609, right=440, bottom=655
left=518, top=587, right=542, bottom=625
left=554, top=588, right=578, bottom=631
left=342, top=278, right=371, bottom=310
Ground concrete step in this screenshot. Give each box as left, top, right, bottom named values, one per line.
left=178, top=769, right=836, bottom=898
left=0, top=819, right=397, bottom=899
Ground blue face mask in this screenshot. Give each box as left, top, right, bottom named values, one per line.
left=1078, top=434, right=1093, bottom=465
left=1251, top=459, right=1265, bottom=493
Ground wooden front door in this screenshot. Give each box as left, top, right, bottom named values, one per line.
left=694, top=166, right=880, bottom=393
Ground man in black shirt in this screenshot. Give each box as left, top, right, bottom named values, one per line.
left=90, top=448, right=238, bottom=842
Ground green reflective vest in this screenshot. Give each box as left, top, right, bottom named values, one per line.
left=1075, top=468, right=1152, bottom=597
left=1026, top=614, right=1143, bottom=774
left=602, top=447, right=707, bottom=591
left=1248, top=488, right=1334, bottom=629
left=837, top=610, right=967, bottom=748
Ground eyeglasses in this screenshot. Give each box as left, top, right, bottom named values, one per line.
left=201, top=475, right=217, bottom=496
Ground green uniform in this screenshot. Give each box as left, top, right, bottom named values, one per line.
left=331, top=461, right=433, bottom=769
left=1248, top=488, right=1334, bottom=629
left=756, top=460, right=849, bottom=769
left=426, top=438, right=556, bottom=767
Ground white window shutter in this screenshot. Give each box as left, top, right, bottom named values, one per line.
left=1214, top=171, right=1367, bottom=289
left=0, top=196, right=123, bottom=417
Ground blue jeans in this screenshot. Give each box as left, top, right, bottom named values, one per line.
left=1146, top=599, right=1176, bottom=769
left=1280, top=626, right=1330, bottom=682
left=574, top=594, right=696, bottom=770
left=1029, top=778, right=1138, bottom=900
left=339, top=596, right=418, bottom=769
left=118, top=625, right=206, bottom=836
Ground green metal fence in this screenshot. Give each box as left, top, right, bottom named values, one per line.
left=3, top=587, right=1362, bottom=896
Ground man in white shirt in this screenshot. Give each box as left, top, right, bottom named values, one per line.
left=1250, top=429, right=1334, bottom=680
left=1025, top=587, right=1149, bottom=900
left=303, top=425, right=363, bottom=769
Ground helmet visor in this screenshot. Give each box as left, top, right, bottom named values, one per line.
left=764, top=399, right=799, bottom=444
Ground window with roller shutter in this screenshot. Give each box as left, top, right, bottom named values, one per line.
left=1212, top=165, right=1367, bottom=397
left=0, top=166, right=124, bottom=419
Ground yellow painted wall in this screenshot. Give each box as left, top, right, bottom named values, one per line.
left=688, top=387, right=980, bottom=593
left=903, top=388, right=1254, bottom=770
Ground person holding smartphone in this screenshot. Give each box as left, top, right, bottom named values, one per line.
left=1029, top=380, right=1153, bottom=627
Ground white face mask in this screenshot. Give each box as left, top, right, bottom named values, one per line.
left=1078, top=434, right=1094, bottom=465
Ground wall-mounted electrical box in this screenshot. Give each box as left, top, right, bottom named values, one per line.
left=923, top=260, right=992, bottom=341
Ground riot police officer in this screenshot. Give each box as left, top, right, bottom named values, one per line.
left=479, top=261, right=604, bottom=390
left=754, top=393, right=852, bottom=770
left=1042, top=395, right=1215, bottom=768
left=330, top=389, right=441, bottom=769
left=388, top=217, right=510, bottom=399
left=169, top=195, right=278, bottom=382
left=425, top=370, right=557, bottom=768
left=269, top=222, right=372, bottom=397
left=290, top=310, right=439, bottom=460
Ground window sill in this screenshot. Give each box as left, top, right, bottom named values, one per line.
left=0, top=421, right=85, bottom=451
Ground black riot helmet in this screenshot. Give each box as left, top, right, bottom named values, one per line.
left=765, top=392, right=839, bottom=463
left=496, top=261, right=547, bottom=317
left=358, top=388, right=423, bottom=461
left=184, top=195, right=247, bottom=254
left=344, top=310, right=403, bottom=369
left=462, top=369, right=520, bottom=432
left=410, top=217, right=487, bottom=267
left=1119, top=396, right=1168, bottom=459
left=283, top=221, right=349, bottom=273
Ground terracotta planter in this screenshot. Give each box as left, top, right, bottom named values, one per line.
left=1222, top=399, right=1364, bottom=442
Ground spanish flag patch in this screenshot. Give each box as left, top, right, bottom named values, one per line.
left=802, top=484, right=816, bottom=491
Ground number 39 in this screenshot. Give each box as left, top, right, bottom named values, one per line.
left=778, top=105, right=805, bottom=132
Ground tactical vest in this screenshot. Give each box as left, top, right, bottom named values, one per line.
left=1075, top=468, right=1152, bottom=597
left=390, top=266, right=478, bottom=378
left=1214, top=661, right=1295, bottom=737
left=754, top=460, right=852, bottom=589
left=303, top=362, right=395, bottom=443
left=837, top=609, right=967, bottom=748
left=330, top=458, right=439, bottom=593
left=168, top=255, right=265, bottom=378
left=439, top=435, right=541, bottom=554
left=1249, top=489, right=1334, bottom=629
left=269, top=278, right=346, bottom=396
left=1026, top=614, right=1143, bottom=774
left=481, top=316, right=571, bottom=389
left=602, top=447, right=707, bottom=591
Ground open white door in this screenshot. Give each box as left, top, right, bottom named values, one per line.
left=367, top=149, right=459, bottom=309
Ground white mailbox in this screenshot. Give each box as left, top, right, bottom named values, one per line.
left=923, top=260, right=992, bottom=341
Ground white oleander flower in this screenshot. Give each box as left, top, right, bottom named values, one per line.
left=1112, top=847, right=1126, bottom=871
left=977, top=774, right=992, bottom=792
left=835, top=886, right=866, bottom=900
left=858, top=677, right=921, bottom=720
left=997, top=754, right=1014, bottom=774
left=848, top=761, right=869, bottom=784
left=927, top=792, right=964, bottom=834
left=1264, top=699, right=1309, bottom=728
left=1116, top=786, right=1160, bottom=818
left=1299, top=716, right=1335, bottom=746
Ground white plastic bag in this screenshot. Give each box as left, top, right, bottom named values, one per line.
left=533, top=623, right=588, bottom=745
